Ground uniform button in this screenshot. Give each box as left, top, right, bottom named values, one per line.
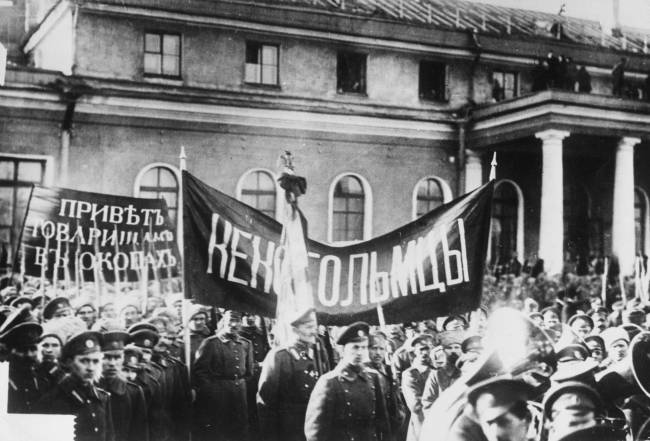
left=94, top=428, right=99, bottom=432
left=92, top=413, right=96, bottom=417
left=346, top=402, right=351, bottom=406
left=87, top=400, right=91, bottom=404
left=304, top=384, right=309, bottom=388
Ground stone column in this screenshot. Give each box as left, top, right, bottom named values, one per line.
left=535, top=129, right=570, bottom=275
left=612, top=137, right=640, bottom=275
left=465, top=149, right=483, bottom=193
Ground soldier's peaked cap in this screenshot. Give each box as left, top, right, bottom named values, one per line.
left=62, top=331, right=103, bottom=360
left=467, top=376, right=534, bottom=422
left=102, top=331, right=129, bottom=352
left=0, top=322, right=42, bottom=349
left=336, top=322, right=369, bottom=345
left=129, top=329, right=159, bottom=349
left=127, top=322, right=158, bottom=335
left=43, top=297, right=72, bottom=320
left=289, top=307, right=316, bottom=327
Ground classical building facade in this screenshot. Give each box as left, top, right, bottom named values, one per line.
left=2, top=0, right=650, bottom=276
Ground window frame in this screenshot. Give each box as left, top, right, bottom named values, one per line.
left=235, top=168, right=281, bottom=220
left=327, top=173, right=372, bottom=244
left=336, top=50, right=368, bottom=95
left=491, top=69, right=520, bottom=101
left=0, top=154, right=52, bottom=265
left=411, top=176, right=453, bottom=220
left=143, top=31, right=182, bottom=79
left=133, top=163, right=180, bottom=224
left=244, top=41, right=280, bottom=88
left=488, top=179, right=524, bottom=264
left=419, top=60, right=449, bottom=102
left=635, top=186, right=650, bottom=256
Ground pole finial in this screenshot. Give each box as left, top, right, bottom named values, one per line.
left=179, top=146, right=187, bottom=171
left=489, top=152, right=497, bottom=181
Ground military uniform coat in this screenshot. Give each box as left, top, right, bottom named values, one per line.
left=241, top=326, right=271, bottom=436
left=257, top=341, right=329, bottom=441
left=365, top=362, right=405, bottom=441
left=99, top=376, right=149, bottom=441
left=401, top=365, right=432, bottom=441
left=304, top=362, right=391, bottom=441
left=35, top=374, right=115, bottom=441
left=7, top=355, right=42, bottom=413
left=192, top=332, right=254, bottom=441
left=421, top=363, right=461, bottom=411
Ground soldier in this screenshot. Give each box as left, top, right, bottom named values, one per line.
left=37, top=320, right=68, bottom=392
left=76, top=303, right=98, bottom=329
left=402, top=334, right=434, bottom=441
left=99, top=331, right=149, bottom=441
left=42, top=297, right=73, bottom=321
left=601, top=327, right=629, bottom=365
left=542, top=381, right=603, bottom=441
left=193, top=309, right=254, bottom=441
left=0, top=317, right=43, bottom=413
left=257, top=308, right=330, bottom=441
left=185, top=304, right=211, bottom=365
left=35, top=331, right=115, bottom=441
left=568, top=313, right=593, bottom=339
left=304, top=321, right=390, bottom=441
left=421, top=330, right=463, bottom=411
left=365, top=330, right=405, bottom=441
left=240, top=313, right=270, bottom=437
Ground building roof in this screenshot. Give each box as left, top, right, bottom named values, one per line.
left=81, top=0, right=650, bottom=55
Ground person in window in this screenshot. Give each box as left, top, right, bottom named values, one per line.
left=612, top=57, right=627, bottom=97
left=492, top=79, right=504, bottom=102
left=532, top=58, right=550, bottom=91
left=577, top=66, right=592, bottom=93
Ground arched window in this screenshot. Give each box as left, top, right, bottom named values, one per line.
left=635, top=187, right=649, bottom=256
left=331, top=175, right=366, bottom=243
left=413, top=176, right=453, bottom=219
left=490, top=181, right=519, bottom=264
left=238, top=170, right=277, bottom=218
left=135, top=164, right=179, bottom=224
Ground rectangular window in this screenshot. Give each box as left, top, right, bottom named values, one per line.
left=144, top=32, right=181, bottom=77
left=244, top=42, right=279, bottom=86
left=0, top=157, right=45, bottom=264
left=492, top=70, right=519, bottom=101
left=419, top=61, right=448, bottom=102
left=337, top=51, right=367, bottom=94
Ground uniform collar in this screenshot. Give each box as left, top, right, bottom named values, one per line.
left=218, top=332, right=240, bottom=343
left=100, top=376, right=127, bottom=395
left=60, top=374, right=100, bottom=403
left=337, top=362, right=368, bottom=382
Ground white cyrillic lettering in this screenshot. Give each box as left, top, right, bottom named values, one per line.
left=318, top=255, right=341, bottom=307
left=369, top=251, right=390, bottom=303
left=206, top=214, right=232, bottom=278
left=227, top=227, right=251, bottom=286
left=250, top=235, right=275, bottom=293
left=442, top=223, right=464, bottom=286
left=344, top=253, right=368, bottom=307
left=390, top=240, right=418, bottom=298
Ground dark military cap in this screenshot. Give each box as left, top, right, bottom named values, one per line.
left=123, top=346, right=144, bottom=370
left=75, top=303, right=96, bottom=313
left=541, top=306, right=560, bottom=318
left=591, top=307, right=608, bottom=317
left=222, top=310, right=242, bottom=321
left=584, top=335, right=605, bottom=350
left=542, top=381, right=603, bottom=418
left=621, top=323, right=644, bottom=341
left=467, top=376, right=534, bottom=421
left=439, top=330, right=465, bottom=347
left=43, top=297, right=72, bottom=320
left=289, top=307, right=316, bottom=327
left=555, top=343, right=590, bottom=363
left=528, top=311, right=543, bottom=321
left=61, top=331, right=103, bottom=360
left=3, top=294, right=18, bottom=306
left=410, top=334, right=434, bottom=350
left=102, top=331, right=129, bottom=353
left=461, top=334, right=482, bottom=353
left=568, top=313, right=594, bottom=329
left=30, top=295, right=52, bottom=309
left=127, top=322, right=159, bottom=334
left=555, top=425, right=627, bottom=441
left=0, top=304, right=34, bottom=335
left=9, top=296, right=33, bottom=309
left=336, top=322, right=369, bottom=345
left=129, top=329, right=159, bottom=350
left=442, top=315, right=468, bottom=330
left=0, top=322, right=42, bottom=349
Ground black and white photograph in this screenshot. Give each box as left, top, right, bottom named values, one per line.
left=2, top=0, right=650, bottom=440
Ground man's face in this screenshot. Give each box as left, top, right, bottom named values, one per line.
left=592, top=314, right=606, bottom=332
left=39, top=336, right=61, bottom=362
left=368, top=338, right=387, bottom=365
left=122, top=366, right=138, bottom=382
left=609, top=340, right=628, bottom=362
left=223, top=315, right=242, bottom=334
left=189, top=313, right=207, bottom=332
left=413, top=342, right=431, bottom=365
left=101, top=304, right=117, bottom=319
left=478, top=408, right=530, bottom=441
left=242, top=314, right=257, bottom=328
left=571, top=318, right=592, bottom=338
left=174, top=301, right=183, bottom=319
left=586, top=340, right=604, bottom=362
left=549, top=392, right=596, bottom=437
left=53, top=307, right=72, bottom=319
left=445, top=318, right=466, bottom=331
left=432, top=349, right=446, bottom=369
left=294, top=316, right=318, bottom=344
left=543, top=312, right=559, bottom=329
left=444, top=343, right=462, bottom=366
left=77, top=306, right=96, bottom=325
left=13, top=345, right=39, bottom=363
left=102, top=351, right=124, bottom=378
left=122, top=306, right=140, bottom=326
left=342, top=339, right=368, bottom=367
left=69, top=352, right=103, bottom=384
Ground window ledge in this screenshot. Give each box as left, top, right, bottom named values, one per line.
left=336, top=90, right=368, bottom=97
left=243, top=82, right=281, bottom=91
left=143, top=76, right=184, bottom=86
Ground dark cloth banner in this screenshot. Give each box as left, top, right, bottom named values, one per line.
left=183, top=171, right=494, bottom=325
left=16, top=185, right=180, bottom=283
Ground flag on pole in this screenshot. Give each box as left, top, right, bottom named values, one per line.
left=274, top=152, right=313, bottom=346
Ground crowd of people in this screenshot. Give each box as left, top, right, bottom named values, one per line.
left=2, top=261, right=650, bottom=441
